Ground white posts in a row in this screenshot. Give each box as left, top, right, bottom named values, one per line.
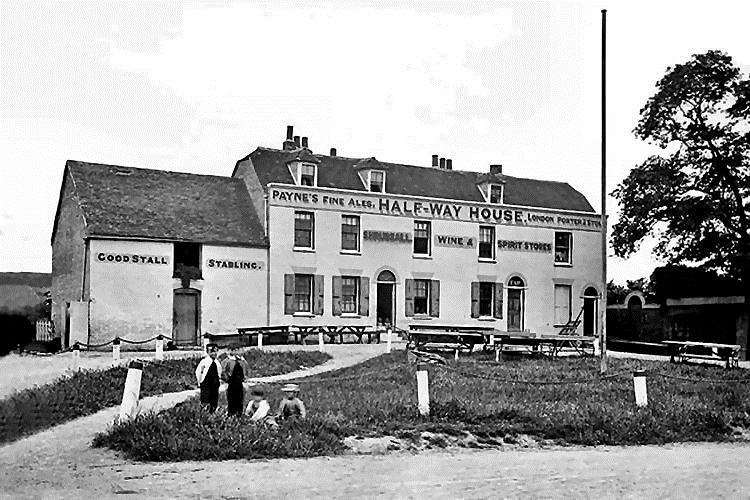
left=112, top=338, right=121, bottom=361
left=318, top=330, right=325, bottom=352
left=257, top=331, right=264, bottom=348
left=119, top=360, right=143, bottom=422
left=633, top=370, right=648, bottom=407
left=416, top=362, right=430, bottom=416
left=71, top=343, right=80, bottom=371
left=386, top=327, right=393, bottom=353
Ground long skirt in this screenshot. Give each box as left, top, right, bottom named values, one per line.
left=200, top=382, right=219, bottom=413
left=226, top=380, right=244, bottom=416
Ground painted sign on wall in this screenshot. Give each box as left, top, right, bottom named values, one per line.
left=96, top=253, right=169, bottom=264
left=268, top=185, right=603, bottom=232
left=434, top=235, right=476, bottom=248
left=497, top=240, right=553, bottom=253
left=363, top=230, right=412, bottom=243
left=207, top=259, right=264, bottom=270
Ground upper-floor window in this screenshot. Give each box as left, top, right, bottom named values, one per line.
left=489, top=184, right=503, bottom=204
left=341, top=215, right=360, bottom=252
left=294, top=211, right=314, bottom=249
left=554, top=231, right=572, bottom=265
left=298, top=163, right=317, bottom=186
left=413, top=220, right=431, bottom=256
left=368, top=170, right=385, bottom=192
left=478, top=225, right=495, bottom=260
left=173, top=242, right=201, bottom=280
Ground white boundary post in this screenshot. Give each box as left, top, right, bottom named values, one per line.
left=633, top=370, right=648, bottom=407
left=318, top=330, right=325, bottom=352
left=112, top=338, right=121, bottom=361
left=495, top=347, right=500, bottom=363
left=257, top=331, right=264, bottom=348
left=416, top=362, right=430, bottom=416
left=386, top=327, right=393, bottom=353
left=454, top=348, right=459, bottom=361
left=155, top=335, right=164, bottom=361
left=72, top=343, right=80, bottom=371
left=119, top=360, right=143, bottom=422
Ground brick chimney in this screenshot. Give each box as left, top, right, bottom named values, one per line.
left=490, top=164, right=503, bottom=175
left=439, top=158, right=446, bottom=169
left=446, top=159, right=452, bottom=170
left=283, top=125, right=296, bottom=150
left=330, top=147, right=337, bottom=156
left=293, top=135, right=300, bottom=148
left=301, top=136, right=309, bottom=148
left=432, top=154, right=438, bottom=167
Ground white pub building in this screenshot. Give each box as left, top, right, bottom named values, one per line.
left=51, top=126, right=604, bottom=347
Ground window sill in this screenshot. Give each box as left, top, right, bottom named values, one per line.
left=412, top=315, right=433, bottom=320
left=478, top=258, right=496, bottom=264
left=292, top=312, right=315, bottom=318
left=554, top=262, right=573, bottom=267
left=293, top=247, right=316, bottom=253
left=341, top=313, right=361, bottom=318
left=478, top=317, right=496, bottom=322
left=340, top=250, right=361, bottom=256
left=412, top=255, right=432, bottom=260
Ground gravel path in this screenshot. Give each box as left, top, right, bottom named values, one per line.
left=0, top=344, right=387, bottom=498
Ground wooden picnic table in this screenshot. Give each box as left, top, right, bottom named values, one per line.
left=491, top=331, right=596, bottom=358
left=407, top=325, right=490, bottom=353
left=292, top=325, right=381, bottom=344
left=662, top=340, right=741, bottom=369
left=236, top=325, right=291, bottom=345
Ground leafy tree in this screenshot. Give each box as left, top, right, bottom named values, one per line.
left=612, top=50, right=750, bottom=354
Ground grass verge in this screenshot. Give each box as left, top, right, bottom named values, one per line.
left=93, top=350, right=750, bottom=461
left=0, top=349, right=330, bottom=445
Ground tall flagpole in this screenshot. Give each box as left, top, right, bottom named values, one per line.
left=600, top=8, right=608, bottom=374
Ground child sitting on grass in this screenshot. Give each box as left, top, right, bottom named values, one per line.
left=245, top=386, right=278, bottom=430
left=277, top=383, right=306, bottom=420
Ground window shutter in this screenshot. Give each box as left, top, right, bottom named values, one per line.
left=493, top=282, right=504, bottom=319
left=284, top=274, right=295, bottom=315
left=332, top=276, right=342, bottom=316
left=314, top=275, right=325, bottom=315
left=429, top=280, right=440, bottom=318
left=359, top=277, right=370, bottom=316
left=404, top=279, right=415, bottom=317
left=470, top=282, right=480, bottom=318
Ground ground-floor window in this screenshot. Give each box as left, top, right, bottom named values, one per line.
left=406, top=279, right=439, bottom=317
left=341, top=276, right=359, bottom=313
left=332, top=276, right=370, bottom=316
left=471, top=281, right=503, bottom=319
left=554, top=284, right=572, bottom=325
left=284, top=274, right=324, bottom=315
left=479, top=282, right=494, bottom=316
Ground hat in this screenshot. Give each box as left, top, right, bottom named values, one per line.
left=249, top=385, right=265, bottom=396
left=281, top=383, right=300, bottom=392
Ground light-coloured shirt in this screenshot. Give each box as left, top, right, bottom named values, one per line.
left=278, top=397, right=306, bottom=419
left=195, top=356, right=222, bottom=384
left=245, top=399, right=271, bottom=421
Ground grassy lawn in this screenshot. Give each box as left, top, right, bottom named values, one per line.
left=93, top=350, right=750, bottom=461
left=0, top=349, right=330, bottom=445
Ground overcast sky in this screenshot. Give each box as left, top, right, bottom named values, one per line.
left=1, top=0, right=749, bottom=283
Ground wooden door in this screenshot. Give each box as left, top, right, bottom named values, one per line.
left=507, top=289, right=523, bottom=332
left=377, top=283, right=394, bottom=327
left=173, top=290, right=199, bottom=345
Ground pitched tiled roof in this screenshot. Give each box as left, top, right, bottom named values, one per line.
left=244, top=147, right=595, bottom=212
left=0, top=272, right=51, bottom=287
left=63, top=161, right=267, bottom=246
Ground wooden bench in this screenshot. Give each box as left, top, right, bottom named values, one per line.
left=492, top=331, right=596, bottom=358
left=236, top=326, right=291, bottom=346
left=662, top=340, right=741, bottom=369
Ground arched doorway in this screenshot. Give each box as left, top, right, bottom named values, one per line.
left=173, top=288, right=201, bottom=346
left=376, top=270, right=396, bottom=327
left=507, top=276, right=525, bottom=332
left=583, top=287, right=599, bottom=336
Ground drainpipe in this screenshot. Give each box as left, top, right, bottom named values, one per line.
left=265, top=193, right=271, bottom=327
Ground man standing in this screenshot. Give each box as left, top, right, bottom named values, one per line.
left=195, top=343, right=222, bottom=413
left=222, top=346, right=250, bottom=416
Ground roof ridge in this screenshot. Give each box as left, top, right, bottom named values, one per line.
left=66, top=160, right=235, bottom=181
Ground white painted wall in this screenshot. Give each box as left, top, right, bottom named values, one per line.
left=268, top=202, right=603, bottom=334
left=87, top=239, right=268, bottom=346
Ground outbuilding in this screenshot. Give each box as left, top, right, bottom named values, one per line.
left=51, top=161, right=268, bottom=348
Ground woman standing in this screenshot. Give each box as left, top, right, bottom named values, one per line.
left=222, top=346, right=250, bottom=416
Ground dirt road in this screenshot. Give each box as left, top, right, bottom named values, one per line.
left=1, top=441, right=748, bottom=498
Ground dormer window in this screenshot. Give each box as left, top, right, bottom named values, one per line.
left=369, top=170, right=385, bottom=193
left=299, top=163, right=317, bottom=186
left=489, top=184, right=503, bottom=204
